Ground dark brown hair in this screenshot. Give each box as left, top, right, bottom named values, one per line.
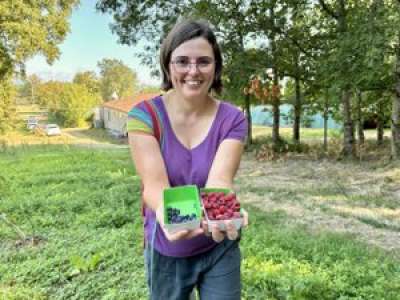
left=159, top=19, right=223, bottom=94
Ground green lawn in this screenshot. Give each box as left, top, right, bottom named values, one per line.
left=252, top=125, right=391, bottom=140
left=0, top=146, right=399, bottom=299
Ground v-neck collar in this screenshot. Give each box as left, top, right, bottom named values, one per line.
left=158, top=95, right=222, bottom=152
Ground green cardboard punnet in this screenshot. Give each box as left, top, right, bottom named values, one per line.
left=163, top=185, right=201, bottom=233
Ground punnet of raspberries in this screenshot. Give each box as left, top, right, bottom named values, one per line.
left=201, top=191, right=241, bottom=220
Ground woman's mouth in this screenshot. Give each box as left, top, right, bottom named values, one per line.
left=183, top=80, right=202, bottom=87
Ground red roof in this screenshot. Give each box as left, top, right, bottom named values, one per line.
left=102, top=92, right=161, bottom=113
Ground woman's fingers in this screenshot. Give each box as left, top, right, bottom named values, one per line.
left=164, top=227, right=204, bottom=242
left=159, top=210, right=249, bottom=242
left=225, top=221, right=239, bottom=240
left=210, top=224, right=225, bottom=243
left=202, top=220, right=211, bottom=237
left=241, top=208, right=249, bottom=228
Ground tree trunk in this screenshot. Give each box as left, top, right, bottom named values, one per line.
left=392, top=32, right=400, bottom=159
left=342, top=89, right=355, bottom=157
left=272, top=74, right=280, bottom=145
left=244, top=94, right=252, bottom=145
left=293, top=76, right=301, bottom=143
left=335, top=0, right=355, bottom=158
left=323, top=92, right=329, bottom=152
left=269, top=6, right=280, bottom=147
left=356, top=90, right=365, bottom=145
left=377, top=99, right=385, bottom=145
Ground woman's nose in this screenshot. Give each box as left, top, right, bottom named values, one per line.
left=187, top=63, right=201, bottom=74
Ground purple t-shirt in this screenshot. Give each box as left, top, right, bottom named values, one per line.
left=127, top=95, right=247, bottom=257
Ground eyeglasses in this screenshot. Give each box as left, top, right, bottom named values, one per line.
left=170, top=56, right=214, bottom=73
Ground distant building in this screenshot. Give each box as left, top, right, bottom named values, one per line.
left=251, top=104, right=341, bottom=129
left=94, top=92, right=160, bottom=137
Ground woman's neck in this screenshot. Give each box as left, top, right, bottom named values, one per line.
left=165, top=90, right=214, bottom=117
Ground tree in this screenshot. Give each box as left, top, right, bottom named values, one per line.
left=17, top=74, right=42, bottom=103
left=97, top=59, right=137, bottom=101
left=390, top=0, right=400, bottom=159
left=73, top=71, right=100, bottom=96
left=0, top=0, right=78, bottom=132
left=36, top=81, right=100, bottom=127
left=0, top=0, right=79, bottom=79
left=0, top=76, right=16, bottom=133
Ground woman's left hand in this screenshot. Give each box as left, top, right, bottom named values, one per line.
left=202, top=208, right=248, bottom=242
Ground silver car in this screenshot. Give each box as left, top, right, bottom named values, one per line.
left=44, top=124, right=61, bottom=136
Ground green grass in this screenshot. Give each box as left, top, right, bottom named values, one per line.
left=252, top=125, right=391, bottom=140
left=252, top=125, right=342, bottom=140
left=1, top=146, right=399, bottom=299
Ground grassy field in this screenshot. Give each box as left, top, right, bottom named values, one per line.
left=0, top=126, right=127, bottom=148
left=0, top=145, right=399, bottom=299
left=252, top=125, right=391, bottom=140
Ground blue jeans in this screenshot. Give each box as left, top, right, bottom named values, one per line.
left=144, top=239, right=241, bottom=300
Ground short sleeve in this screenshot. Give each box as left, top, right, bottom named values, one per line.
left=127, top=101, right=154, bottom=136
left=223, top=110, right=248, bottom=143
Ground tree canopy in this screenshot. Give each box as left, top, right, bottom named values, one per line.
left=97, top=58, right=137, bottom=101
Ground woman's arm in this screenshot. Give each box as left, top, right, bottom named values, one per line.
left=128, top=133, right=170, bottom=212
left=206, top=139, right=244, bottom=188
left=128, top=132, right=204, bottom=241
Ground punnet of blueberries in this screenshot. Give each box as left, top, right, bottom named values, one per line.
left=167, top=207, right=197, bottom=224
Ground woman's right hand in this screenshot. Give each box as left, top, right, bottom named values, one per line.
left=155, top=204, right=205, bottom=242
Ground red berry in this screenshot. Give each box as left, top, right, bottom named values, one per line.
left=216, top=214, right=224, bottom=220
left=233, top=212, right=241, bottom=218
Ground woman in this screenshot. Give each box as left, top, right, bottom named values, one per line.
left=127, top=19, right=248, bottom=300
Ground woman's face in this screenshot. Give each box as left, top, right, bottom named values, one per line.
left=169, top=37, right=215, bottom=100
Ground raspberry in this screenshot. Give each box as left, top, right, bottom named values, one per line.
left=201, top=191, right=242, bottom=222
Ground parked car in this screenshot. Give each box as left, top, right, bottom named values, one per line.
left=35, top=124, right=61, bottom=136
left=44, top=124, right=61, bottom=136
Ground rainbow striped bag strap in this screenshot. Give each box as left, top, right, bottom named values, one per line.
left=143, top=99, right=163, bottom=146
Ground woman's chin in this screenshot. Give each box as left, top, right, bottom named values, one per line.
left=178, top=86, right=209, bottom=99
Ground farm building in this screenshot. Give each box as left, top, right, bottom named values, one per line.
left=251, top=104, right=341, bottom=129
left=94, top=92, right=160, bottom=137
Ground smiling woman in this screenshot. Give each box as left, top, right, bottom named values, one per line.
left=127, top=19, right=248, bottom=300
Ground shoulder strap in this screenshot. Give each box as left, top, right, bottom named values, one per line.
left=143, top=100, right=161, bottom=144
left=140, top=99, right=162, bottom=228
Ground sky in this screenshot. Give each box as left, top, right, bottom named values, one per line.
left=25, top=1, right=159, bottom=86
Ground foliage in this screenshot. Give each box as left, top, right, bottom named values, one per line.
left=138, top=85, right=162, bottom=94
left=97, top=59, right=137, bottom=101
left=73, top=71, right=101, bottom=96
left=36, top=81, right=100, bottom=127
left=95, top=0, right=400, bottom=157
left=0, top=76, right=17, bottom=133
left=0, top=0, right=79, bottom=80
left=0, top=146, right=399, bottom=299
left=16, top=74, right=42, bottom=103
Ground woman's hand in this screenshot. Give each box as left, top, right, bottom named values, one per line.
left=202, top=208, right=248, bottom=242
left=155, top=203, right=205, bottom=242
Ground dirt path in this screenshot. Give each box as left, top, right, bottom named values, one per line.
left=236, top=154, right=400, bottom=255
left=61, top=128, right=129, bottom=149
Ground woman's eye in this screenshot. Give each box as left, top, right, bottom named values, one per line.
left=197, top=58, right=212, bottom=66
left=175, top=58, right=189, bottom=65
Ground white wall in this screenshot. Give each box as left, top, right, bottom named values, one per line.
left=103, top=107, right=128, bottom=136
